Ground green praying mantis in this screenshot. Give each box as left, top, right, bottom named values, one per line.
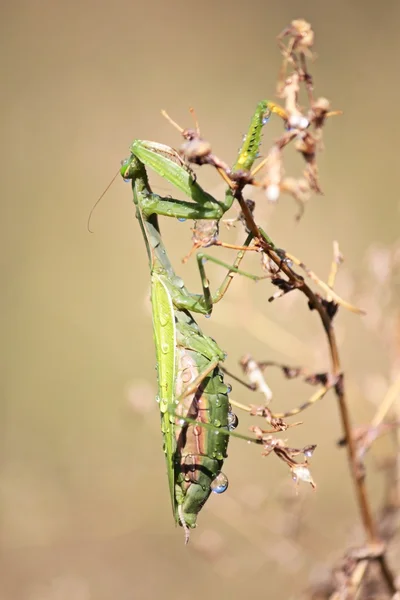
left=120, top=101, right=274, bottom=542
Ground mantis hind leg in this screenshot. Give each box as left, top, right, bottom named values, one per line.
left=194, top=232, right=268, bottom=311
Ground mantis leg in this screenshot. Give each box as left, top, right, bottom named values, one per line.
left=196, top=237, right=267, bottom=308
left=166, top=232, right=267, bottom=315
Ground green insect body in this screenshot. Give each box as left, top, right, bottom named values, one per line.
left=123, top=156, right=231, bottom=536
left=152, top=272, right=230, bottom=531
left=121, top=102, right=272, bottom=538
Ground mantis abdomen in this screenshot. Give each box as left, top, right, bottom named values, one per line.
left=174, top=345, right=230, bottom=529
left=152, top=273, right=230, bottom=534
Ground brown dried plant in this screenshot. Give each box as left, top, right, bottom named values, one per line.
left=158, top=18, right=400, bottom=598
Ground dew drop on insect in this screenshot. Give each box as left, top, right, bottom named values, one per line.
left=205, top=313, right=211, bottom=319
left=262, top=116, right=270, bottom=125
left=215, top=451, right=224, bottom=461
left=161, top=342, right=169, bottom=354
left=211, top=472, right=229, bottom=494
left=178, top=217, right=187, bottom=223
left=178, top=418, right=186, bottom=426
left=228, top=412, right=239, bottom=431
left=173, top=277, right=185, bottom=289
left=155, top=395, right=160, bottom=404
left=213, top=419, right=221, bottom=428
left=226, top=383, right=232, bottom=394
left=159, top=313, right=169, bottom=327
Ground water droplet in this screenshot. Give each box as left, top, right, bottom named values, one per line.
left=205, top=313, right=211, bottom=319
left=228, top=412, right=239, bottom=431
left=226, top=383, right=232, bottom=394
left=304, top=445, right=316, bottom=458
left=299, top=116, right=309, bottom=130
left=173, top=277, right=185, bottom=289
left=213, top=419, right=221, bottom=428
left=201, top=257, right=208, bottom=265
left=266, top=184, right=280, bottom=202
left=211, top=472, right=229, bottom=494
left=178, top=418, right=185, bottom=426
left=161, top=342, right=169, bottom=354
left=262, top=116, right=270, bottom=125
left=161, top=421, right=169, bottom=434
left=155, top=395, right=160, bottom=404
left=178, top=217, right=187, bottom=222
left=159, top=313, right=169, bottom=327
left=123, top=178, right=130, bottom=183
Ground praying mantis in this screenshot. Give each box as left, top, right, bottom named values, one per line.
left=120, top=101, right=273, bottom=542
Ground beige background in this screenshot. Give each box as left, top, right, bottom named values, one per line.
left=2, top=1, right=400, bottom=598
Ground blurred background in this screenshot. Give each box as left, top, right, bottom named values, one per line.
left=2, top=0, right=400, bottom=598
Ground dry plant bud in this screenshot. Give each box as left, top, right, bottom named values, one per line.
left=191, top=219, right=219, bottom=248
left=310, top=96, right=331, bottom=127
left=278, top=72, right=310, bottom=130
left=240, top=354, right=273, bottom=403
left=286, top=19, right=315, bottom=57
left=261, top=252, right=281, bottom=275
left=269, top=277, right=295, bottom=302
left=251, top=430, right=317, bottom=488
left=304, top=372, right=330, bottom=386
left=294, top=132, right=322, bottom=194
left=180, top=132, right=212, bottom=164
left=249, top=407, right=288, bottom=431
